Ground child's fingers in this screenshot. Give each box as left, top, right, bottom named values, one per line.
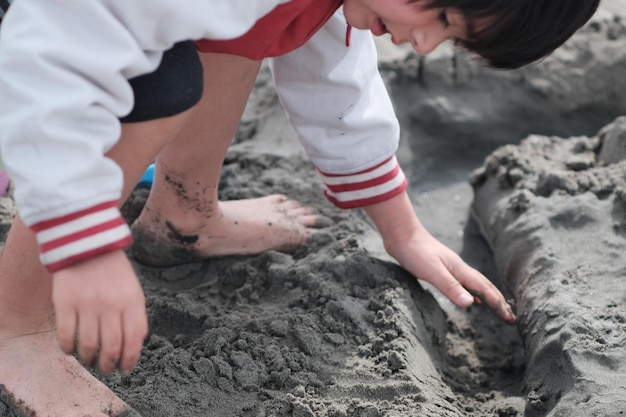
left=77, top=312, right=100, bottom=366
left=119, top=305, right=148, bottom=374
left=277, top=199, right=301, bottom=210
left=428, top=266, right=476, bottom=309
left=293, top=206, right=315, bottom=215
left=457, top=265, right=517, bottom=324
left=55, top=306, right=78, bottom=355
left=301, top=214, right=319, bottom=227
left=480, top=287, right=517, bottom=324
left=98, top=314, right=124, bottom=375
left=290, top=207, right=315, bottom=217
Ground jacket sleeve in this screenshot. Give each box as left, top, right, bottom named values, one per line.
left=269, top=8, right=406, bottom=209
left=0, top=0, right=287, bottom=272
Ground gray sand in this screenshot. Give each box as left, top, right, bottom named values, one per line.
left=470, top=118, right=626, bottom=416
left=1, top=5, right=625, bottom=417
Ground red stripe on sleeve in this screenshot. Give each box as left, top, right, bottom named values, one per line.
left=323, top=178, right=408, bottom=209
left=44, top=236, right=133, bottom=273
left=39, top=217, right=128, bottom=253
left=30, top=200, right=118, bottom=232
left=323, top=164, right=401, bottom=193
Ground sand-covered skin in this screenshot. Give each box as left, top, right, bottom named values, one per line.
left=1, top=5, right=625, bottom=417
left=0, top=385, right=35, bottom=417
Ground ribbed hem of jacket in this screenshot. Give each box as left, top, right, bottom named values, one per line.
left=318, top=156, right=408, bottom=209
left=30, top=200, right=132, bottom=273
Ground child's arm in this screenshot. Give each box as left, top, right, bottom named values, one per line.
left=0, top=0, right=287, bottom=371
left=363, top=191, right=517, bottom=324
left=272, top=13, right=515, bottom=322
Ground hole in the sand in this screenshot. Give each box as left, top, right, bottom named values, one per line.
left=147, top=300, right=207, bottom=346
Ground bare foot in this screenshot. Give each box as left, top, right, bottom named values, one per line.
left=130, top=194, right=319, bottom=267
left=0, top=330, right=139, bottom=417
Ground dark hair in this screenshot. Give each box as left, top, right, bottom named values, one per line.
left=425, top=0, right=600, bottom=69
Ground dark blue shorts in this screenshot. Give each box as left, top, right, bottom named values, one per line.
left=121, top=41, right=203, bottom=123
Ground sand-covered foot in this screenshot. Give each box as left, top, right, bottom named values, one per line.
left=0, top=330, right=138, bottom=417
left=130, top=194, right=319, bottom=267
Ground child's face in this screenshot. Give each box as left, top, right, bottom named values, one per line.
left=343, top=0, right=472, bottom=56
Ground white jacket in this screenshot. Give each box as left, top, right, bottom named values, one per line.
left=0, top=0, right=403, bottom=272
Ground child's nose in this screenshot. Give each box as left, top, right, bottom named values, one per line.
left=410, top=28, right=448, bottom=56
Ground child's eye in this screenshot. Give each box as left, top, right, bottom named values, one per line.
left=438, top=8, right=450, bottom=28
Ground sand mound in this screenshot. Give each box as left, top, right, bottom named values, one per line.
left=471, top=117, right=626, bottom=416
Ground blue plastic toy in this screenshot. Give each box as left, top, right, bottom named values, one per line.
left=137, top=162, right=155, bottom=188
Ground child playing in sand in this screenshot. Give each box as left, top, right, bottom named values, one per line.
left=0, top=0, right=598, bottom=415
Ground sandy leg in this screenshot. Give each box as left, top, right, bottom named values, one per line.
left=0, top=110, right=191, bottom=416
left=132, top=53, right=318, bottom=267
left=0, top=219, right=133, bottom=417
left=0, top=330, right=132, bottom=417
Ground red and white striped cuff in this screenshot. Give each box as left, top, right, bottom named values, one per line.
left=318, top=156, right=408, bottom=209
left=30, top=200, right=132, bottom=273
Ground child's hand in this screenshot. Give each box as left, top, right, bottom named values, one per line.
left=387, top=229, right=517, bottom=324
left=51, top=250, right=148, bottom=374
left=364, top=192, right=517, bottom=324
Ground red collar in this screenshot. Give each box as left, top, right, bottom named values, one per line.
left=196, top=0, right=345, bottom=60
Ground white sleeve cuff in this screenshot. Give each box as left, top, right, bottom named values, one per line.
left=31, top=200, right=132, bottom=272
left=318, top=156, right=407, bottom=209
